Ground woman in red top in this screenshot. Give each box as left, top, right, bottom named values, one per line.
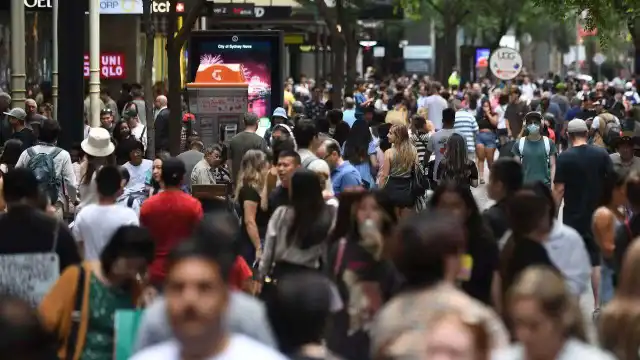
left=543, top=113, right=556, bottom=143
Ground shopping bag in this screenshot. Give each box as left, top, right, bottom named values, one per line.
left=114, top=309, right=144, bottom=360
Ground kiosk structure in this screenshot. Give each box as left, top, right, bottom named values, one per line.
left=186, top=63, right=249, bottom=147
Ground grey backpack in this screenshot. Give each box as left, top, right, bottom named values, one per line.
left=26, top=147, right=63, bottom=204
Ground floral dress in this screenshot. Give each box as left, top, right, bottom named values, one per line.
left=80, top=274, right=135, bottom=360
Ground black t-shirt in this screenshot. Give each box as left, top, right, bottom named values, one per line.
left=504, top=237, right=556, bottom=292
left=0, top=205, right=80, bottom=272
left=237, top=186, right=270, bottom=240
left=483, top=201, right=509, bottom=240
left=554, top=144, right=613, bottom=236
left=575, top=108, right=598, bottom=121
left=10, top=127, right=36, bottom=150
left=461, top=236, right=499, bottom=306
left=477, top=114, right=496, bottom=131
left=268, top=185, right=289, bottom=216
left=437, top=160, right=479, bottom=186
left=505, top=101, right=529, bottom=136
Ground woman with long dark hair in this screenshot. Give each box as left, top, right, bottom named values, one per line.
left=343, top=119, right=379, bottom=189
left=429, top=181, right=500, bottom=307
left=437, top=133, right=479, bottom=188
left=259, top=169, right=336, bottom=292
left=326, top=190, right=401, bottom=360
left=0, top=139, right=23, bottom=173
left=475, top=99, right=498, bottom=183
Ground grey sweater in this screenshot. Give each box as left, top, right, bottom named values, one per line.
left=134, top=292, right=276, bottom=353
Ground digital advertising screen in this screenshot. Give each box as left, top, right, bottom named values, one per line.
left=475, top=48, right=490, bottom=68
left=188, top=30, right=284, bottom=120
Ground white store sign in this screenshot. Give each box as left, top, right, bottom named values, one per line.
left=489, top=47, right=523, bottom=80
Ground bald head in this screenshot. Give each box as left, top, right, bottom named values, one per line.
left=25, top=99, right=37, bottom=114
left=0, top=92, right=11, bottom=109
left=155, top=95, right=168, bottom=109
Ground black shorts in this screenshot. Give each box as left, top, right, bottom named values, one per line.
left=582, top=233, right=601, bottom=267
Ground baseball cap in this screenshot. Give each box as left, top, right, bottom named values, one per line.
left=100, top=108, right=113, bottom=116
left=124, top=108, right=138, bottom=118
left=3, top=108, right=26, bottom=121
left=272, top=107, right=288, bottom=119
left=567, top=119, right=589, bottom=133
left=161, top=157, right=186, bottom=186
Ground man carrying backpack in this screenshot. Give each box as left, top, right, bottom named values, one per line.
left=591, top=99, right=621, bottom=154
left=15, top=118, right=77, bottom=220
left=511, top=112, right=557, bottom=187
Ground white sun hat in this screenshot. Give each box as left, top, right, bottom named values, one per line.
left=81, top=127, right=115, bottom=157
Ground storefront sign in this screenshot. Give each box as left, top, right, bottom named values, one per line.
left=84, top=53, right=126, bottom=79
left=254, top=6, right=292, bottom=19
left=24, top=0, right=185, bottom=14
left=24, top=0, right=51, bottom=8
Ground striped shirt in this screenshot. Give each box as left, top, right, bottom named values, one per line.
left=409, top=130, right=430, bottom=165
left=454, top=109, right=478, bottom=153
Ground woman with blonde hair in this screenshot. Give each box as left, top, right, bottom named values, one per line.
left=236, top=149, right=270, bottom=265
left=599, top=240, right=640, bottom=360
left=495, top=266, right=614, bottom=360
left=378, top=124, right=418, bottom=213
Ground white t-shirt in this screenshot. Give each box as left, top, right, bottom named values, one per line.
left=72, top=204, right=139, bottom=260
left=427, top=128, right=456, bottom=180
left=495, top=104, right=507, bottom=129
left=123, top=159, right=153, bottom=195
left=131, top=123, right=148, bottom=151
left=130, top=334, right=287, bottom=360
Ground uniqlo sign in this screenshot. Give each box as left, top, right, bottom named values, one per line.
left=84, top=53, right=126, bottom=79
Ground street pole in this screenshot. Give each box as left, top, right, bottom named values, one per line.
left=52, top=0, right=59, bottom=120
left=89, top=0, right=101, bottom=128
left=10, top=0, right=26, bottom=109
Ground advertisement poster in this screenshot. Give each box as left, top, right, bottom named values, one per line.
left=189, top=31, right=283, bottom=120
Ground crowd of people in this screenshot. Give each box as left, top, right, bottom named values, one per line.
left=1, top=72, right=640, bottom=360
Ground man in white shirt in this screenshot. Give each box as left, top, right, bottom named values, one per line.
left=131, top=238, right=286, bottom=360
left=424, top=83, right=449, bottom=130
left=293, top=119, right=334, bottom=194
left=73, top=166, right=138, bottom=260
left=15, top=118, right=77, bottom=219
left=520, top=75, right=537, bottom=101
left=123, top=141, right=153, bottom=195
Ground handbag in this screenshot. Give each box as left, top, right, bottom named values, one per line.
left=410, top=163, right=427, bottom=197
left=65, top=266, right=86, bottom=360
left=114, top=309, right=145, bottom=360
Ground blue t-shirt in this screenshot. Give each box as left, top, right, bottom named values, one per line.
left=331, top=161, right=362, bottom=195
left=354, top=92, right=367, bottom=117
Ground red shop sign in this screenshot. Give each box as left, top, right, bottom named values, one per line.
left=83, top=53, right=126, bottom=79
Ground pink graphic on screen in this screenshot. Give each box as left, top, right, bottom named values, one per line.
left=200, top=54, right=272, bottom=118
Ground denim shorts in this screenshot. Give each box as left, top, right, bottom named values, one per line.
left=476, top=131, right=497, bottom=148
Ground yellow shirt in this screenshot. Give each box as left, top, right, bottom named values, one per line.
left=284, top=90, right=295, bottom=116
